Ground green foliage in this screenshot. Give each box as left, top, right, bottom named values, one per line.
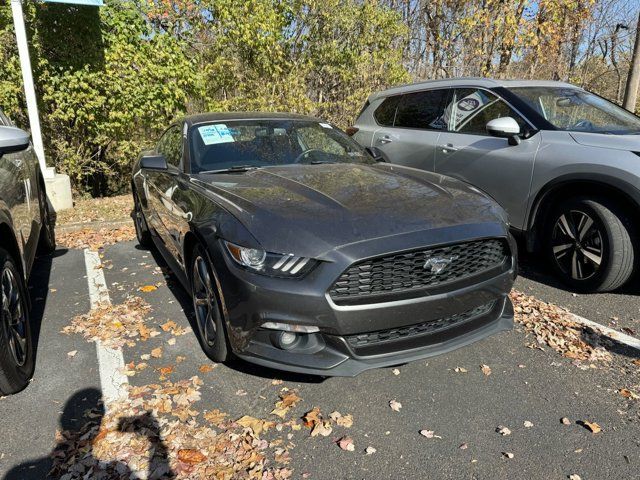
left=0, top=0, right=408, bottom=196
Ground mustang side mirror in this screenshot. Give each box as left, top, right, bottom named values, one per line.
left=0, top=126, right=30, bottom=158
left=365, top=147, right=386, bottom=162
left=140, top=154, right=168, bottom=171
left=486, top=117, right=521, bottom=146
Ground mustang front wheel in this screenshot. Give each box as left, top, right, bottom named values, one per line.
left=190, top=245, right=228, bottom=362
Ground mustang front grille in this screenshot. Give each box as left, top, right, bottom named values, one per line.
left=345, top=301, right=496, bottom=349
left=329, top=238, right=508, bottom=304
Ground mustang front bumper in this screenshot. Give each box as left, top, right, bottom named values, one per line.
left=210, top=225, right=517, bottom=377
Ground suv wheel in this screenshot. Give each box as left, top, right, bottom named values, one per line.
left=0, top=247, right=34, bottom=395
left=545, top=197, right=635, bottom=292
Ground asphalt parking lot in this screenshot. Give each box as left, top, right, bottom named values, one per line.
left=0, top=240, right=638, bottom=479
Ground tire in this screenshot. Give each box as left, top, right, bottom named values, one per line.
left=545, top=197, right=635, bottom=292
left=0, top=247, right=34, bottom=395
left=189, top=244, right=228, bottom=362
left=37, top=183, right=56, bottom=254
left=133, top=191, right=153, bottom=249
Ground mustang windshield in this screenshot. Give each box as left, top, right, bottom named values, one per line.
left=190, top=119, right=374, bottom=173
left=509, top=87, right=640, bottom=135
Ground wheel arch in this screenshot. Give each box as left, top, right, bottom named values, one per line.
left=527, top=175, right=640, bottom=251
left=0, top=220, right=25, bottom=282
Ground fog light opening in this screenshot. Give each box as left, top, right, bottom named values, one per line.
left=277, top=331, right=300, bottom=350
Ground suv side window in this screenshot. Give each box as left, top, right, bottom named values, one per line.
left=157, top=125, right=183, bottom=168
left=394, top=89, right=450, bottom=130
left=450, top=88, right=527, bottom=135
left=373, top=95, right=401, bottom=126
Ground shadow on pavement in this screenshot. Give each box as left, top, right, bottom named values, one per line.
left=2, top=388, right=175, bottom=480
left=143, top=244, right=325, bottom=385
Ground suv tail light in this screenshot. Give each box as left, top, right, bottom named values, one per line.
left=345, top=126, right=359, bottom=136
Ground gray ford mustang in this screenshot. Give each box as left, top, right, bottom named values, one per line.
left=131, top=112, right=517, bottom=376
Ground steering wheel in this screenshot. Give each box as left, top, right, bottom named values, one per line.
left=293, top=149, right=325, bottom=164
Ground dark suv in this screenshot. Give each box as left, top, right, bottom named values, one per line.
left=0, top=109, right=55, bottom=395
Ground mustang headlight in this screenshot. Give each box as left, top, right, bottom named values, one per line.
left=224, top=241, right=316, bottom=277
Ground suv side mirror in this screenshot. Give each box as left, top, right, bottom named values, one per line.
left=486, top=117, right=521, bottom=145
left=0, top=126, right=30, bottom=157
left=140, top=154, right=168, bottom=171
left=365, top=146, right=386, bottom=162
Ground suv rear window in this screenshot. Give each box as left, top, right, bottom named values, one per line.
left=394, top=89, right=450, bottom=130
left=373, top=95, right=401, bottom=126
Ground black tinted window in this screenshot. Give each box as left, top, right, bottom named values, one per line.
left=157, top=125, right=182, bottom=167
left=394, top=89, right=451, bottom=130
left=373, top=95, right=400, bottom=126
left=450, top=88, right=527, bottom=135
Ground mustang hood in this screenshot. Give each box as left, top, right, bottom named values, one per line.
left=193, top=163, right=507, bottom=258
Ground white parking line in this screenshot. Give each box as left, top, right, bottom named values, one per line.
left=84, top=249, right=129, bottom=407
left=569, top=312, right=640, bottom=351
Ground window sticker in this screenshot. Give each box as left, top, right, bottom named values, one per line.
left=198, top=124, right=235, bottom=145
left=319, top=122, right=333, bottom=129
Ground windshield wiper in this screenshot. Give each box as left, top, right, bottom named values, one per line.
left=199, top=165, right=262, bottom=174
left=309, top=160, right=338, bottom=165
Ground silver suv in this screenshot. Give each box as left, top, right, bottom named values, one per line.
left=352, top=78, right=640, bottom=292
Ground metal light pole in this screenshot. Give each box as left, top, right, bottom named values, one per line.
left=10, top=0, right=52, bottom=178
left=623, top=11, right=640, bottom=112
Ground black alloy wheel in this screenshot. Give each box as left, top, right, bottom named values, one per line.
left=0, top=247, right=34, bottom=395
left=133, top=193, right=153, bottom=248
left=190, top=245, right=228, bottom=362
left=546, top=197, right=635, bottom=292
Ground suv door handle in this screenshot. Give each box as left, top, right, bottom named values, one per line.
left=378, top=136, right=392, bottom=144
left=438, top=143, right=458, bottom=153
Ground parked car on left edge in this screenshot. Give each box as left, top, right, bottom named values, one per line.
left=0, top=109, right=56, bottom=395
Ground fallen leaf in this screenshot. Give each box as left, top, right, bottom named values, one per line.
left=337, top=436, right=354, bottom=451
left=419, top=429, right=442, bottom=439
left=236, top=415, right=274, bottom=436
left=619, top=388, right=639, bottom=400
left=67, top=350, right=78, bottom=358
left=271, top=391, right=302, bottom=418
left=561, top=417, right=571, bottom=425
left=203, top=409, right=227, bottom=425
left=167, top=338, right=176, bottom=346
left=480, top=364, right=492, bottom=376
left=158, top=366, right=174, bottom=376
left=365, top=446, right=376, bottom=455
left=199, top=364, right=215, bottom=373
left=581, top=421, right=601, bottom=434
left=523, top=420, right=534, bottom=428
left=139, top=285, right=157, bottom=293
left=161, top=320, right=177, bottom=332
left=311, top=421, right=332, bottom=437
left=177, top=449, right=206, bottom=464
left=389, top=400, right=402, bottom=412
left=497, top=426, right=512, bottom=436
left=569, top=475, right=581, bottom=480
left=459, top=443, right=468, bottom=450
left=151, top=347, right=162, bottom=358
left=502, top=452, right=514, bottom=459
left=454, top=366, right=468, bottom=373
left=392, top=368, right=400, bottom=375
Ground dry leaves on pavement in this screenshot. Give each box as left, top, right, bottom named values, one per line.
left=62, top=297, right=154, bottom=349
left=511, top=290, right=612, bottom=363
left=56, top=225, right=136, bottom=250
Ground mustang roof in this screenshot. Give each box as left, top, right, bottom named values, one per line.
left=184, top=111, right=322, bottom=127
